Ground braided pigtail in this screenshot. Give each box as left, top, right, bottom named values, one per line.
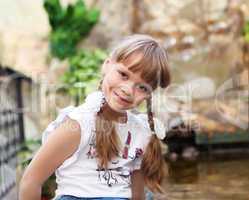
left=95, top=79, right=121, bottom=169
left=141, top=97, right=167, bottom=193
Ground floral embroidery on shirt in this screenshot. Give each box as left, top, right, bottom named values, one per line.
left=135, top=148, right=143, bottom=159
left=88, top=129, right=143, bottom=187
left=86, top=134, right=97, bottom=159
left=97, top=167, right=131, bottom=187
left=122, top=131, right=131, bottom=159
left=128, top=148, right=143, bottom=161
left=111, top=160, right=119, bottom=165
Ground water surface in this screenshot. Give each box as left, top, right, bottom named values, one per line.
left=156, top=153, right=249, bottom=200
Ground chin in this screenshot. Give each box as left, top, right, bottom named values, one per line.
left=107, top=101, right=125, bottom=113
left=114, top=105, right=129, bottom=112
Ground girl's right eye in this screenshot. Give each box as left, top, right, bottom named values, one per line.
left=118, top=71, right=128, bottom=79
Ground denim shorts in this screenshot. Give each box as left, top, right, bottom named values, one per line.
left=55, top=195, right=129, bottom=200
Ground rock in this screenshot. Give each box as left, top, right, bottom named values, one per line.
left=169, top=152, right=178, bottom=162
left=182, top=146, right=199, bottom=161
left=80, top=0, right=133, bottom=49
left=169, top=77, right=216, bottom=102
left=240, top=69, right=248, bottom=85
left=0, top=0, right=50, bottom=79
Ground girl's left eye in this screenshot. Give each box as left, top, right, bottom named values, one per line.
left=138, top=85, right=149, bottom=93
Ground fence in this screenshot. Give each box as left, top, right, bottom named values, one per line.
left=0, top=67, right=27, bottom=199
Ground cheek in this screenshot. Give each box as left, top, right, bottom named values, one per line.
left=101, top=73, right=120, bottom=94
left=135, top=95, right=147, bottom=105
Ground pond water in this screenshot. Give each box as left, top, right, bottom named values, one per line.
left=155, top=153, right=249, bottom=200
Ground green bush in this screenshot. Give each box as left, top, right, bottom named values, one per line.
left=44, top=0, right=100, bottom=59
left=18, top=139, right=41, bottom=169
left=44, top=0, right=105, bottom=105
left=60, top=49, right=107, bottom=105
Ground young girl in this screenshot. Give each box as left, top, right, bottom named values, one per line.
left=19, top=34, right=171, bottom=200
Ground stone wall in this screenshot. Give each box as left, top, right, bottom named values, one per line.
left=0, top=0, right=248, bottom=134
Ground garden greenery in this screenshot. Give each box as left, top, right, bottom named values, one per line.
left=44, top=0, right=107, bottom=104
left=61, top=49, right=107, bottom=104
left=243, top=21, right=249, bottom=43
left=44, top=0, right=100, bottom=59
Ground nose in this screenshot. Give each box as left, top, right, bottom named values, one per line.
left=120, top=82, right=134, bottom=97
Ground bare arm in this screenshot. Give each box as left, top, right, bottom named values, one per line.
left=131, top=170, right=145, bottom=200
left=19, top=118, right=81, bottom=200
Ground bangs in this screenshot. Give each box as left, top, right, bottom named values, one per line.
left=110, top=35, right=170, bottom=90
left=117, top=50, right=159, bottom=90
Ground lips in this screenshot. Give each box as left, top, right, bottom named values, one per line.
left=114, top=92, right=132, bottom=104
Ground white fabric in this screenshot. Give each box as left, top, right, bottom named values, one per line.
left=42, top=91, right=105, bottom=145
left=42, top=91, right=152, bottom=199
left=137, top=114, right=166, bottom=139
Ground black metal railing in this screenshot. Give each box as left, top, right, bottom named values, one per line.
left=0, top=67, right=27, bottom=199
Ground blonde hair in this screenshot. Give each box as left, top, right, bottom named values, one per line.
left=96, top=34, right=170, bottom=193
left=109, top=34, right=170, bottom=90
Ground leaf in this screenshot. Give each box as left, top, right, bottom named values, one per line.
left=44, top=0, right=65, bottom=29
left=245, top=34, right=249, bottom=43
left=87, top=9, right=100, bottom=24
left=61, top=49, right=106, bottom=102
left=94, top=49, right=108, bottom=60
left=44, top=0, right=100, bottom=59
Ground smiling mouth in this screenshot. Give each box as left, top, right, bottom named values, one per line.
left=114, top=92, right=132, bottom=104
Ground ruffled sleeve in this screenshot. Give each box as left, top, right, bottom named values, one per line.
left=41, top=106, right=91, bottom=169
left=41, top=106, right=75, bottom=144
left=42, top=90, right=105, bottom=144
left=41, top=90, right=106, bottom=169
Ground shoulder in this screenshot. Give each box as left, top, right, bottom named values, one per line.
left=42, top=90, right=104, bottom=145
left=36, top=118, right=82, bottom=169
left=44, top=117, right=81, bottom=146
left=129, top=112, right=166, bottom=140
left=22, top=118, right=82, bottom=185
left=127, top=112, right=151, bottom=138
left=65, top=90, right=105, bottom=121
left=130, top=112, right=148, bottom=128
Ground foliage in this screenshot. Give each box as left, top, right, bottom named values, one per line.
left=243, top=21, right=249, bottom=43
left=60, top=48, right=107, bottom=104
left=44, top=0, right=105, bottom=104
left=18, top=139, right=41, bottom=169
left=44, top=0, right=100, bottom=59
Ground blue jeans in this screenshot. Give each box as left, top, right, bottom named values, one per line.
left=55, top=195, right=129, bottom=200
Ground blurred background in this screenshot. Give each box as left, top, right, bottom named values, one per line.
left=0, top=0, right=248, bottom=199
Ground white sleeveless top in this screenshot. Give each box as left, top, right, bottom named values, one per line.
left=42, top=91, right=166, bottom=199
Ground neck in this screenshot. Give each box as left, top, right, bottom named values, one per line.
left=99, top=103, right=127, bottom=124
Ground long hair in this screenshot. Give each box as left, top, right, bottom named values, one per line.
left=140, top=97, right=168, bottom=193
left=95, top=34, right=170, bottom=192
left=95, top=98, right=121, bottom=169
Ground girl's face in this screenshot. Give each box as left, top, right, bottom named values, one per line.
left=101, top=53, right=152, bottom=113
